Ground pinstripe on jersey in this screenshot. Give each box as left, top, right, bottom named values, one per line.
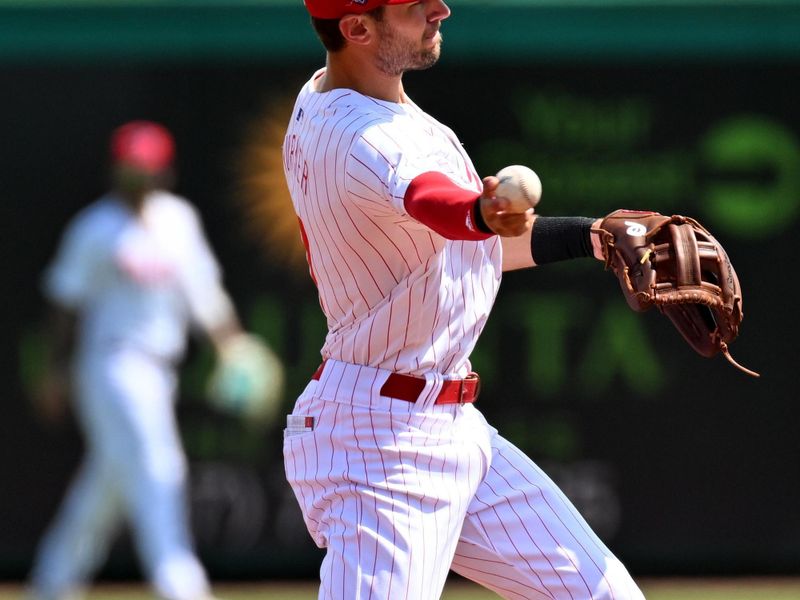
left=283, top=69, right=501, bottom=378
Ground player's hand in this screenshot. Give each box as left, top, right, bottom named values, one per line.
left=479, top=176, right=535, bottom=237
left=207, top=332, right=285, bottom=427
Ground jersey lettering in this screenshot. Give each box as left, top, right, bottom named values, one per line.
left=283, top=133, right=309, bottom=197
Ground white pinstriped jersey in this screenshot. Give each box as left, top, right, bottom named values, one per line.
left=43, top=191, right=235, bottom=362
left=35, top=191, right=221, bottom=600
left=283, top=69, right=501, bottom=377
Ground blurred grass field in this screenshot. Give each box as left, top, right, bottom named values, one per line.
left=2, top=578, right=800, bottom=599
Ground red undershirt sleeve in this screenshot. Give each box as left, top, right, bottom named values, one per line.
left=403, top=171, right=494, bottom=241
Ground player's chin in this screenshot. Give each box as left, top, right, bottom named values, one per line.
left=414, top=47, right=441, bottom=70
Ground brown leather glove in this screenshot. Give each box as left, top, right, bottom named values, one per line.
left=593, top=209, right=759, bottom=377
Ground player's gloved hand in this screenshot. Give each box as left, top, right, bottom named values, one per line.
left=206, top=332, right=285, bottom=426
left=593, top=209, right=758, bottom=377
left=479, top=176, right=535, bottom=237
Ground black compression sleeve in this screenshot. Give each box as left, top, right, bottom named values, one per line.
left=531, top=216, right=596, bottom=265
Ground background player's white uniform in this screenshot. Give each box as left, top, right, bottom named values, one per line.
left=30, top=191, right=235, bottom=600
left=283, top=69, right=645, bottom=599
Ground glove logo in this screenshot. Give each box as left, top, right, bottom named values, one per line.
left=624, top=221, right=647, bottom=237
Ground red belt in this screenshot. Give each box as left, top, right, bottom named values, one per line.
left=311, top=361, right=480, bottom=405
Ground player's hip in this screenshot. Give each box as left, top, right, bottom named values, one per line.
left=299, top=357, right=486, bottom=411
left=282, top=392, right=491, bottom=543
left=282, top=360, right=494, bottom=486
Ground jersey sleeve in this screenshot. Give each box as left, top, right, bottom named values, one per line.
left=173, top=203, right=237, bottom=335
left=344, top=123, right=475, bottom=206
left=343, top=131, right=407, bottom=217
left=344, top=124, right=491, bottom=240
left=41, top=215, right=100, bottom=309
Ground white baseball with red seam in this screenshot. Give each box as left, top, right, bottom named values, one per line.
left=494, top=165, right=542, bottom=213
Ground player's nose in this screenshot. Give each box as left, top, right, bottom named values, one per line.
left=428, top=0, right=451, bottom=22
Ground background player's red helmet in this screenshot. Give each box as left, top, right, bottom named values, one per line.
left=110, top=121, right=175, bottom=174
left=304, top=0, right=417, bottom=20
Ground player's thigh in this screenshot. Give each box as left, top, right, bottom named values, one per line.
left=452, top=434, right=644, bottom=600
left=79, top=349, right=185, bottom=485
left=315, top=482, right=464, bottom=600
left=284, top=395, right=489, bottom=545
left=285, top=396, right=490, bottom=600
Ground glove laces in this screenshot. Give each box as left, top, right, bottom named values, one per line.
left=720, top=342, right=760, bottom=377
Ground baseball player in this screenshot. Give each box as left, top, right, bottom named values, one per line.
left=26, top=121, right=247, bottom=600
left=282, top=1, right=647, bottom=599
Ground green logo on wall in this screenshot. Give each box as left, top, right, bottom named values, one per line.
left=701, top=115, right=800, bottom=238
left=478, top=90, right=800, bottom=239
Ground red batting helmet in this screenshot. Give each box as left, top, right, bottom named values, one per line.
left=304, top=0, right=417, bottom=20
left=110, top=121, right=175, bottom=174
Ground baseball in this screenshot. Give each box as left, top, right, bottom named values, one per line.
left=495, top=164, right=542, bottom=213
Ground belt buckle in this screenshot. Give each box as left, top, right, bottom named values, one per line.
left=459, top=372, right=480, bottom=404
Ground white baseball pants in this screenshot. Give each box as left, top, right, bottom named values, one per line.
left=284, top=359, right=645, bottom=600
left=29, top=348, right=210, bottom=600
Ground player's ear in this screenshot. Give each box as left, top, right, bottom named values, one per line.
left=339, top=14, right=372, bottom=46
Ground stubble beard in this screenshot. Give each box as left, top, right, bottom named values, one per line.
left=374, top=24, right=442, bottom=77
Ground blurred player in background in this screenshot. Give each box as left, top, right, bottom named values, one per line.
left=26, top=121, right=279, bottom=600
left=282, top=1, right=645, bottom=599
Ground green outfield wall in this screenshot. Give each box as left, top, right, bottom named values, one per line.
left=1, top=1, right=799, bottom=62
